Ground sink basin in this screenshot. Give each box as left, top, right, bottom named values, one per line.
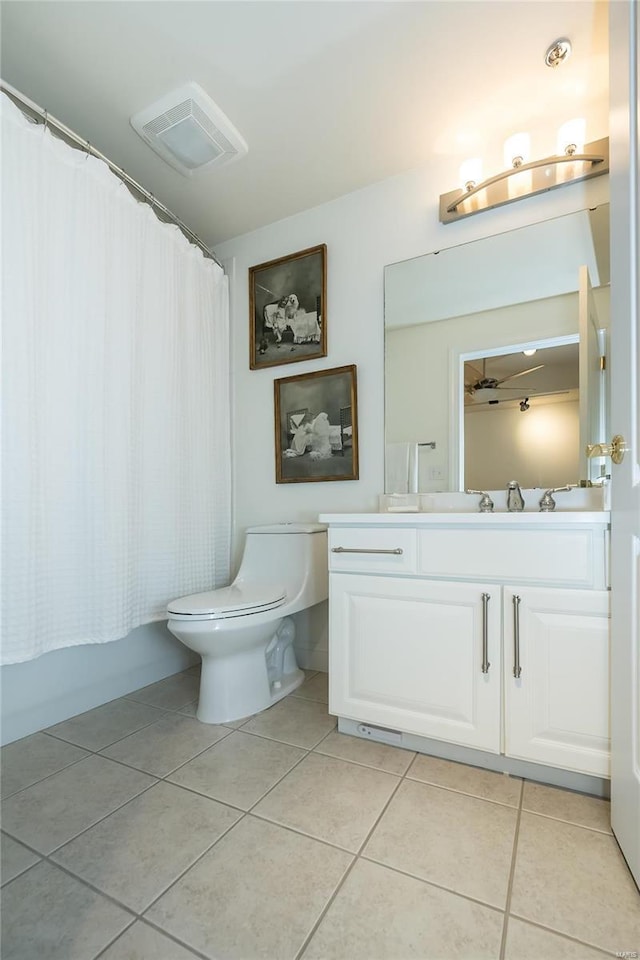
left=379, top=486, right=609, bottom=515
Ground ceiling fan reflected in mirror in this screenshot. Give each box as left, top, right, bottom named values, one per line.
left=468, top=389, right=571, bottom=407
left=464, top=357, right=545, bottom=404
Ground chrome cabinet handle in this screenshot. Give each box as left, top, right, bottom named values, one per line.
left=513, top=594, right=522, bottom=678
left=481, top=593, right=491, bottom=674
left=331, top=546, right=403, bottom=555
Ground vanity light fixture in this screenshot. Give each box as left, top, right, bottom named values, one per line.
left=440, top=37, right=606, bottom=224
left=439, top=131, right=609, bottom=223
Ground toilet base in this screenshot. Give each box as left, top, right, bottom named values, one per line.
left=265, top=666, right=305, bottom=711
left=195, top=640, right=305, bottom=725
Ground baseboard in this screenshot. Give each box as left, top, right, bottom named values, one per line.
left=1, top=622, right=197, bottom=745
left=337, top=716, right=610, bottom=798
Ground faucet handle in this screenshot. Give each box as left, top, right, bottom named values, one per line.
left=538, top=484, right=574, bottom=512
left=465, top=489, right=494, bottom=513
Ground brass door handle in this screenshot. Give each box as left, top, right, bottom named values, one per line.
left=586, top=434, right=626, bottom=464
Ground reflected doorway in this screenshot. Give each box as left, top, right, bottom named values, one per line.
left=462, top=338, right=580, bottom=491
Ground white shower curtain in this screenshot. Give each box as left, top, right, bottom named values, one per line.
left=1, top=93, right=232, bottom=664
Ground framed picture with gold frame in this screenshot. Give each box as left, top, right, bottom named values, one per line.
left=274, top=365, right=358, bottom=483
left=249, top=244, right=327, bottom=370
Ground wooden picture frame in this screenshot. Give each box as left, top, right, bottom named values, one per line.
left=274, top=365, right=358, bottom=483
left=249, top=244, right=327, bottom=370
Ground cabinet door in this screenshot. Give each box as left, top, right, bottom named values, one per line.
left=329, top=573, right=501, bottom=752
left=504, top=587, right=610, bottom=777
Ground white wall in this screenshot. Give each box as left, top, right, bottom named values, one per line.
left=465, top=396, right=580, bottom=491
left=215, top=161, right=609, bottom=560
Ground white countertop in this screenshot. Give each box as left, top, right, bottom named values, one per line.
left=318, top=511, right=610, bottom=526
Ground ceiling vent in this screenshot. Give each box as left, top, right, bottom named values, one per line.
left=130, top=82, right=248, bottom=177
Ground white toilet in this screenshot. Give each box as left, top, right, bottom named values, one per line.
left=166, top=522, right=328, bottom=724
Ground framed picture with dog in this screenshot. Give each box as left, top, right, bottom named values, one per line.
left=249, top=244, right=327, bottom=369
left=274, top=364, right=358, bottom=483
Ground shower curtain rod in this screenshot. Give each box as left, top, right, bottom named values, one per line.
left=1, top=80, right=223, bottom=268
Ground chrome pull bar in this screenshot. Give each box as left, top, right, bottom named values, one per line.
left=331, top=547, right=404, bottom=555
left=481, top=593, right=491, bottom=674
left=513, top=594, right=522, bottom=678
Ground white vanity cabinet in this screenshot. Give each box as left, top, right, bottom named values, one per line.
left=321, top=513, right=611, bottom=780
left=503, top=586, right=610, bottom=777
left=329, top=572, right=502, bottom=752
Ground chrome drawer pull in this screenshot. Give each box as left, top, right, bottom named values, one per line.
left=513, top=594, right=522, bottom=678
left=481, top=592, right=491, bottom=674
left=331, top=546, right=404, bottom=555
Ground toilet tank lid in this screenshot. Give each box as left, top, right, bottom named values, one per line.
left=245, top=522, right=327, bottom=534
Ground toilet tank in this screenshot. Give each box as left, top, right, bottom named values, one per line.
left=235, top=523, right=328, bottom=615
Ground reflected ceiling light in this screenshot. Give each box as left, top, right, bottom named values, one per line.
left=523, top=349, right=537, bottom=357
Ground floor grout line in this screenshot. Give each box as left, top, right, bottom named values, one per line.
left=0, top=750, right=92, bottom=801
left=518, top=805, right=613, bottom=835
left=112, top=916, right=211, bottom=960
left=499, top=777, right=524, bottom=960
left=293, top=855, right=358, bottom=960
left=402, top=773, right=523, bottom=809
left=88, top=916, right=141, bottom=960
left=358, top=852, right=508, bottom=915
left=507, top=913, right=621, bottom=957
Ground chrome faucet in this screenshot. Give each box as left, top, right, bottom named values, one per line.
left=507, top=481, right=525, bottom=512
left=465, top=489, right=494, bottom=513
left=538, top=484, right=574, bottom=511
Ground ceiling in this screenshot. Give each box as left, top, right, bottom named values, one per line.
left=464, top=342, right=580, bottom=408
left=0, top=1, right=609, bottom=248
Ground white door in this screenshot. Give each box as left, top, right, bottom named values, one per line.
left=329, top=573, right=502, bottom=752
left=608, top=0, right=640, bottom=887
left=503, top=587, right=610, bottom=778
left=578, top=265, right=606, bottom=484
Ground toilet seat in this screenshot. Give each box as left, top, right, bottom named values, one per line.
left=167, top=583, right=286, bottom=621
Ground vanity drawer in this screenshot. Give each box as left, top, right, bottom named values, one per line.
left=417, top=527, right=606, bottom=588
left=328, top=527, right=417, bottom=574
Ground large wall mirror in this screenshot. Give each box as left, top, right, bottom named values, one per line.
left=384, top=204, right=609, bottom=493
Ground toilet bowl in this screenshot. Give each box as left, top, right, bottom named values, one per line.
left=166, top=522, right=328, bottom=723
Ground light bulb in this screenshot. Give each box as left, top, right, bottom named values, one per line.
left=523, top=349, right=537, bottom=356
left=459, top=158, right=483, bottom=191
left=503, top=133, right=530, bottom=168
left=557, top=118, right=586, bottom=155
left=504, top=133, right=532, bottom=198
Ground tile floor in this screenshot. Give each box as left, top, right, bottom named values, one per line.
left=1, top=667, right=639, bottom=960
